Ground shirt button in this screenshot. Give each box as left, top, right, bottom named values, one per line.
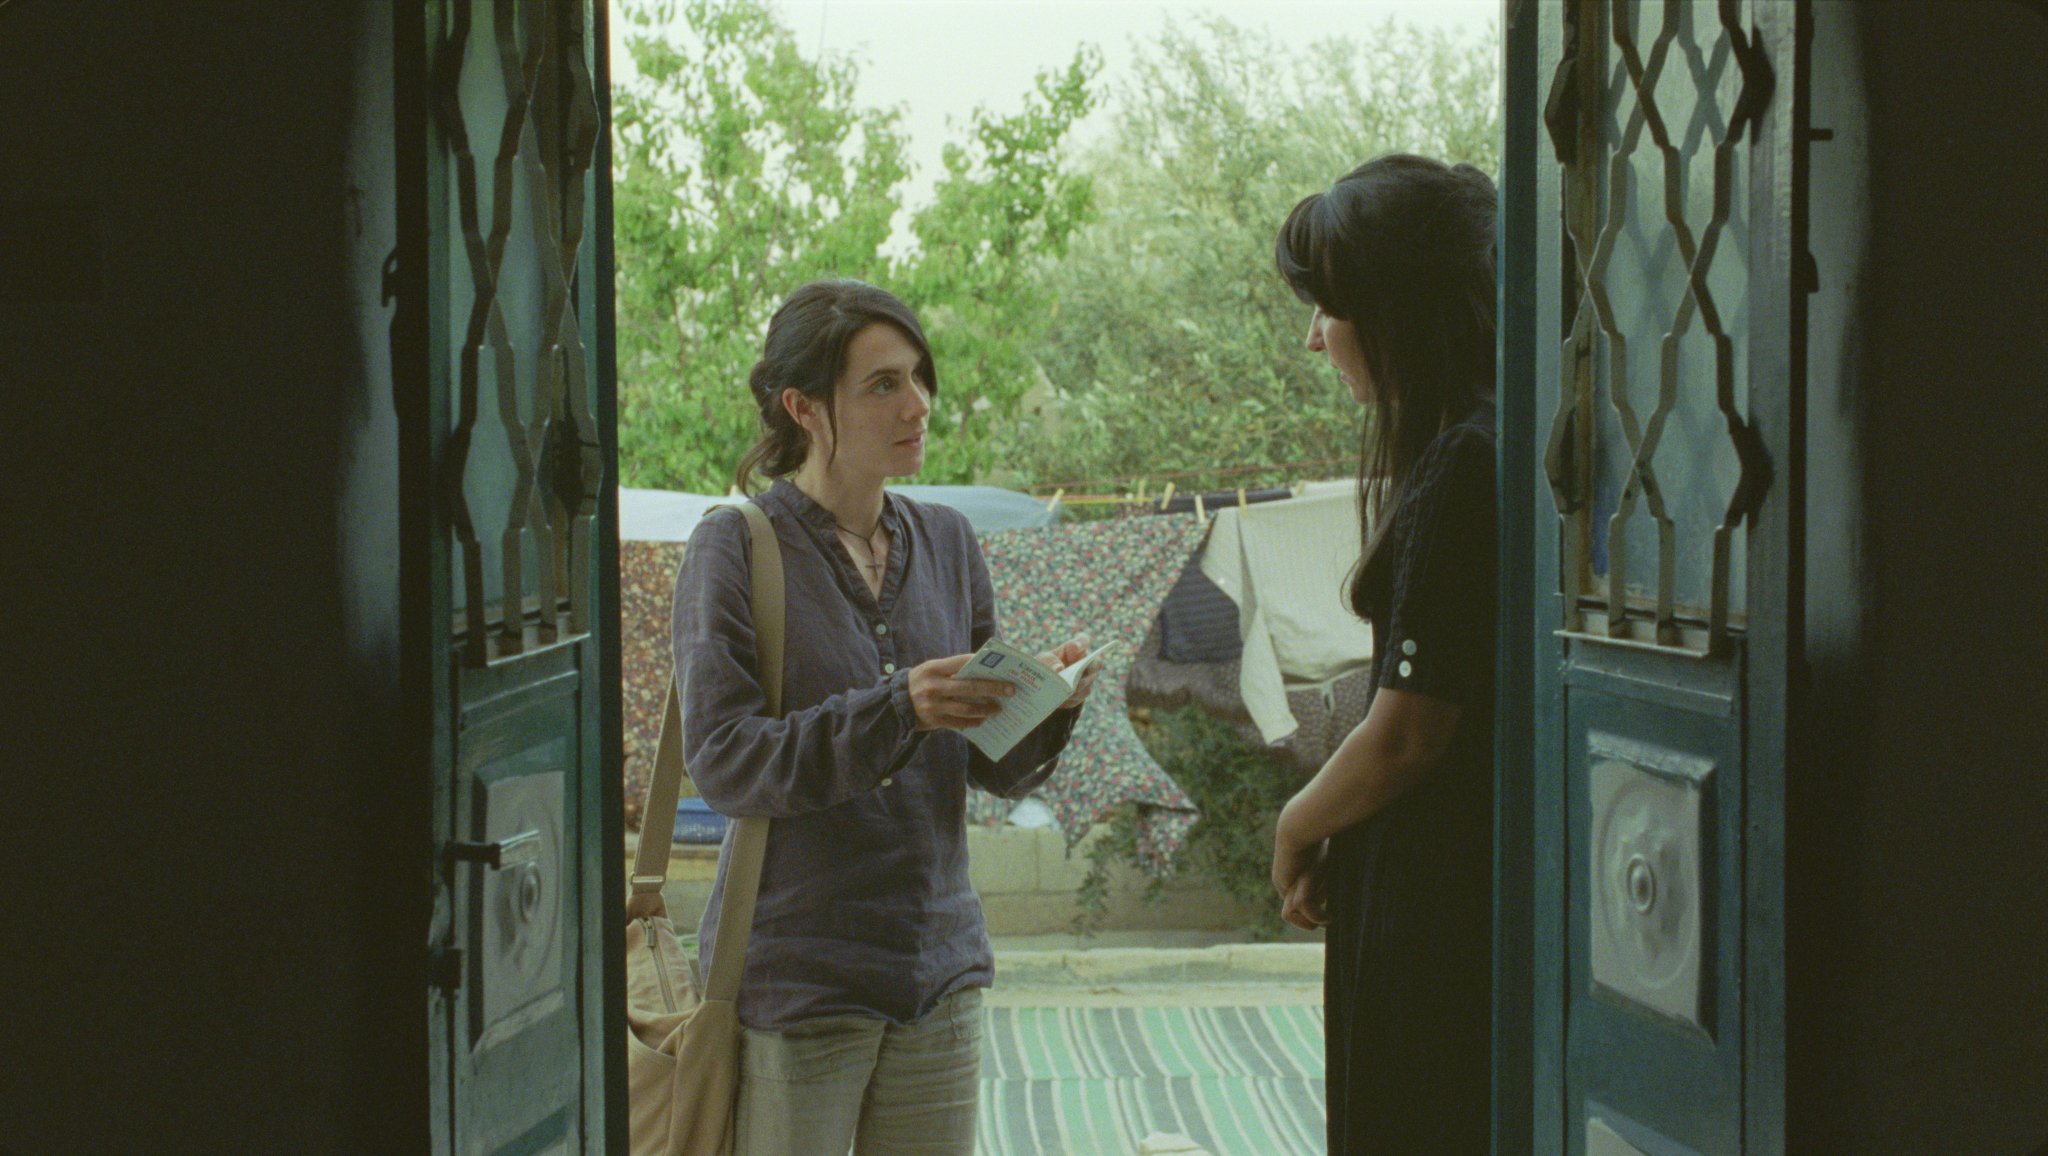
left=883, top=662, right=896, bottom=674
left=1401, top=639, right=1417, bottom=655
left=1398, top=660, right=1414, bottom=678
left=874, top=622, right=889, bottom=635
left=880, top=777, right=895, bottom=788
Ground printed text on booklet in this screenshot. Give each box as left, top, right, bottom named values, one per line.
left=956, top=638, right=1114, bottom=760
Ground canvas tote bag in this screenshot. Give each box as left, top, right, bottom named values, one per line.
left=624, top=501, right=783, bottom=1156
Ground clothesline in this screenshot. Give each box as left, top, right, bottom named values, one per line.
left=1025, top=456, right=1361, bottom=497
left=1046, top=485, right=1297, bottom=509
left=1032, top=460, right=1361, bottom=523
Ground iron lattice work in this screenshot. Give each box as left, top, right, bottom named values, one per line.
left=433, top=0, right=604, bottom=666
left=1545, top=0, right=1772, bottom=656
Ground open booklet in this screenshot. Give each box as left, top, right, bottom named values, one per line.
left=956, top=637, right=1116, bottom=760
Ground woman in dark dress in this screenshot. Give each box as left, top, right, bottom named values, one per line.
left=1268, top=154, right=1499, bottom=1155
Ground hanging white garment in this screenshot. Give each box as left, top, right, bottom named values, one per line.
left=1200, top=480, right=1376, bottom=742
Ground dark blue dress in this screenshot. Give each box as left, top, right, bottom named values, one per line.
left=1323, top=405, right=1496, bottom=1155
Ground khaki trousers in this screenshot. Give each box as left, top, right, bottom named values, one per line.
left=733, top=986, right=983, bottom=1156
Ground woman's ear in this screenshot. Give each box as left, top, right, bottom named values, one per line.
left=780, top=387, right=814, bottom=433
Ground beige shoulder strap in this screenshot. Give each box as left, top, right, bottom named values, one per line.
left=629, top=502, right=784, bottom=1003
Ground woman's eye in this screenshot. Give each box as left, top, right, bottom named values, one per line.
left=873, top=377, right=899, bottom=394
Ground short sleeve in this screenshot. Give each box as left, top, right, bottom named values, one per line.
left=1376, top=427, right=1496, bottom=706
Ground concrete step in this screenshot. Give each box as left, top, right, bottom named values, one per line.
left=992, top=939, right=1323, bottom=988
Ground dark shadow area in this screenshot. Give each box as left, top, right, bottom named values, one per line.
left=1, top=2, right=422, bottom=1152
left=1791, top=2, right=2048, bottom=1153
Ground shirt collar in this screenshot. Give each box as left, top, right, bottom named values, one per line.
left=765, top=477, right=902, bottom=538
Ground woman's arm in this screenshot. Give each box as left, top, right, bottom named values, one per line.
left=674, top=509, right=929, bottom=818
left=676, top=505, right=1050, bottom=816
left=1271, top=686, right=1462, bottom=929
left=1275, top=421, right=1498, bottom=928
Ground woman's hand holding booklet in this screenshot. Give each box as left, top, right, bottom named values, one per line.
left=955, top=636, right=1115, bottom=759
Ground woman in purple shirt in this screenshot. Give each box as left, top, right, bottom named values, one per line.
left=671, top=279, right=1100, bottom=1156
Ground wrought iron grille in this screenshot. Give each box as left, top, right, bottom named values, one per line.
left=433, top=0, right=604, bottom=666
left=1546, top=0, right=1772, bottom=656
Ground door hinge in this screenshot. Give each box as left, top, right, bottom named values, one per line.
left=1796, top=249, right=1820, bottom=295
left=429, top=946, right=464, bottom=993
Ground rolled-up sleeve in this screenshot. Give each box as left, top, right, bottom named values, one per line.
left=961, top=530, right=1076, bottom=798
left=672, top=509, right=927, bottom=817
left=1375, top=428, right=1496, bottom=707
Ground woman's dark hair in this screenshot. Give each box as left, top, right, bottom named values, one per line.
left=1275, top=153, right=1497, bottom=617
left=735, top=279, right=938, bottom=492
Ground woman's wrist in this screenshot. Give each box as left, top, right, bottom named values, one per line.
left=1275, top=794, right=1315, bottom=852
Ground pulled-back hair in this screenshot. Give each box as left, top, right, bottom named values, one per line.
left=735, top=279, right=938, bottom=492
left=1275, top=153, right=1496, bottom=616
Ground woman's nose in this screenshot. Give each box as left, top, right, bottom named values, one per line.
left=906, top=381, right=932, bottom=420
left=1305, top=314, right=1324, bottom=352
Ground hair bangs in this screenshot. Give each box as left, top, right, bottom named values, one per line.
left=1275, top=192, right=1342, bottom=313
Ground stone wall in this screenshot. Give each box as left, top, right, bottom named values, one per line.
left=628, top=823, right=1270, bottom=938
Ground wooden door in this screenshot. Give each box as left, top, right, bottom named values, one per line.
left=1503, top=2, right=1805, bottom=1153
left=396, top=2, right=622, bottom=1153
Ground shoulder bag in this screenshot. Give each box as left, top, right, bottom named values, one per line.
left=624, top=501, right=782, bottom=1156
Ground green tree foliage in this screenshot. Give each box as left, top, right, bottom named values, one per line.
left=1052, top=20, right=1495, bottom=921
left=901, top=54, right=1100, bottom=484
left=611, top=0, right=903, bottom=490
left=610, top=0, right=1099, bottom=492
left=1013, top=17, right=1499, bottom=495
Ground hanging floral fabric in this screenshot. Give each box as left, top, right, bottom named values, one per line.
left=967, top=513, right=1209, bottom=872
left=620, top=539, right=691, bottom=831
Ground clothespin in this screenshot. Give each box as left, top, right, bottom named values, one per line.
left=728, top=484, right=742, bottom=497
left=1236, top=487, right=1247, bottom=510
left=1194, top=493, right=1207, bottom=527
left=1046, top=488, right=1065, bottom=514
left=1157, top=481, right=1176, bottom=512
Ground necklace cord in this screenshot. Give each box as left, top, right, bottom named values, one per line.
left=833, top=521, right=887, bottom=572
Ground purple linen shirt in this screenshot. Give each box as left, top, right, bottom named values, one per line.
left=672, top=479, right=1075, bottom=1031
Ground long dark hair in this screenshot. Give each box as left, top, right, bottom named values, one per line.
left=1275, top=153, right=1496, bottom=617
left=735, top=279, right=938, bottom=492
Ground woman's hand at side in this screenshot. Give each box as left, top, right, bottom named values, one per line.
left=908, top=654, right=1017, bottom=731
left=1271, top=818, right=1325, bottom=929
left=1280, top=864, right=1327, bottom=932
left=1269, top=687, right=1463, bottom=928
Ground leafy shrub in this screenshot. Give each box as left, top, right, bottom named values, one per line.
left=1074, top=704, right=1302, bottom=940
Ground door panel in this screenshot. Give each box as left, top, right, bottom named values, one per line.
left=1519, top=2, right=1802, bottom=1153
left=459, top=672, right=579, bottom=1154
left=1567, top=679, right=1742, bottom=1156
left=401, top=1, right=616, bottom=1152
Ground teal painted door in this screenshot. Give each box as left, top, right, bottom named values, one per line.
left=398, top=2, right=622, bottom=1153
left=1510, top=2, right=1804, bottom=1153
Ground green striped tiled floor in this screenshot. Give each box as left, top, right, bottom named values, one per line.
left=977, top=1005, right=1327, bottom=1156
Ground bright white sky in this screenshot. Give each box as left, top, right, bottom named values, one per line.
left=612, top=0, right=1498, bottom=212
